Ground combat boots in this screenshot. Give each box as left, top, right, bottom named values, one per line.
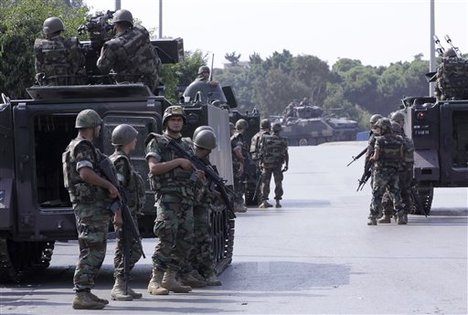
left=88, top=291, right=109, bottom=305
left=179, top=271, right=207, bottom=288
left=259, top=200, right=272, bottom=208
left=147, top=269, right=169, bottom=295
left=72, top=291, right=106, bottom=310
left=377, top=214, right=392, bottom=224
left=161, top=270, right=192, bottom=293
left=367, top=217, right=377, bottom=225
left=275, top=200, right=282, bottom=208
left=204, top=271, right=222, bottom=286
left=110, top=277, right=133, bottom=301
left=397, top=211, right=408, bottom=225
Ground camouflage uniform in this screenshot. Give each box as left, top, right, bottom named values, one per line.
left=145, top=133, right=195, bottom=274
left=369, top=131, right=404, bottom=224
left=230, top=130, right=247, bottom=210
left=97, top=26, right=161, bottom=92
left=34, top=35, right=85, bottom=85
left=109, top=149, right=145, bottom=280
left=63, top=137, right=113, bottom=292
left=259, top=133, right=288, bottom=205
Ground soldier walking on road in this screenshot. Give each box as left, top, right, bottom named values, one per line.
left=63, top=109, right=122, bottom=310
left=368, top=118, right=405, bottom=225
left=258, top=123, right=289, bottom=208
left=145, top=106, right=204, bottom=294
left=109, top=124, right=146, bottom=300
left=34, top=17, right=84, bottom=86
left=97, top=9, right=161, bottom=93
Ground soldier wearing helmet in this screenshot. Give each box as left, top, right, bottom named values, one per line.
left=144, top=105, right=204, bottom=294
left=230, top=119, right=249, bottom=212
left=250, top=119, right=271, bottom=161
left=63, top=109, right=122, bottom=309
left=362, top=114, right=383, bottom=189
left=181, top=128, right=222, bottom=287
left=182, top=65, right=227, bottom=104
left=368, top=117, right=405, bottom=225
left=34, top=16, right=85, bottom=86
left=390, top=111, right=405, bottom=135
left=97, top=9, right=162, bottom=94
left=108, top=124, right=145, bottom=301
left=258, top=122, right=289, bottom=208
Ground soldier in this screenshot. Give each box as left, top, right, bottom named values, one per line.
left=363, top=114, right=383, bottom=189
left=109, top=124, right=145, bottom=301
left=145, top=105, right=204, bottom=294
left=34, top=16, right=85, bottom=86
left=258, top=123, right=289, bottom=208
left=97, top=9, right=161, bottom=93
left=188, top=129, right=223, bottom=286
left=250, top=119, right=271, bottom=162
left=182, top=66, right=227, bottom=104
left=231, top=119, right=249, bottom=212
left=368, top=118, right=405, bottom=225
left=62, top=109, right=122, bottom=310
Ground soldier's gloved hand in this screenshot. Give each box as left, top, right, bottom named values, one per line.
left=113, top=209, right=123, bottom=227
left=282, top=165, right=288, bottom=172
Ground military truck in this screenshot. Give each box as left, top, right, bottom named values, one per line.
left=0, top=34, right=235, bottom=282
left=401, top=96, right=468, bottom=215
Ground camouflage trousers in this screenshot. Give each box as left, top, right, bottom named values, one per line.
left=369, top=168, right=403, bottom=218
left=73, top=203, right=111, bottom=291
left=152, top=194, right=194, bottom=272
left=113, top=211, right=143, bottom=279
left=260, top=166, right=284, bottom=201
left=382, top=166, right=413, bottom=216
left=233, top=166, right=246, bottom=205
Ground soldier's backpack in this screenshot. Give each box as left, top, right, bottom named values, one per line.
left=436, top=57, right=468, bottom=100
left=260, top=135, right=286, bottom=165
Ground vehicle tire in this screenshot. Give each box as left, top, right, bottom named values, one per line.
left=413, top=185, right=434, bottom=215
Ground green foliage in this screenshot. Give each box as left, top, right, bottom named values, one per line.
left=0, top=0, right=88, bottom=98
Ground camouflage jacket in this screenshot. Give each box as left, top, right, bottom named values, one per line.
left=250, top=130, right=270, bottom=160
left=109, top=149, right=146, bottom=214
left=259, top=133, right=288, bottom=167
left=374, top=134, right=403, bottom=170
left=34, top=35, right=85, bottom=86
left=97, top=26, right=161, bottom=92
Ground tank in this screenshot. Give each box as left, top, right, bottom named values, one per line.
left=0, top=33, right=235, bottom=282
left=400, top=95, right=468, bottom=215
left=326, top=117, right=359, bottom=141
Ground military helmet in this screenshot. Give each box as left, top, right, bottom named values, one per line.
left=390, top=111, right=405, bottom=125
left=112, top=124, right=138, bottom=146
left=198, top=66, right=210, bottom=75
left=444, top=48, right=457, bottom=58
left=375, top=117, right=392, bottom=134
left=391, top=121, right=402, bottom=134
left=43, top=17, right=64, bottom=35
left=162, top=105, right=186, bottom=126
left=260, top=119, right=271, bottom=129
left=193, top=129, right=217, bottom=150
left=75, top=109, right=103, bottom=129
left=369, top=114, right=383, bottom=125
left=112, top=9, right=133, bottom=26
left=272, top=122, right=282, bottom=133
left=235, top=119, right=248, bottom=130
left=193, top=125, right=215, bottom=140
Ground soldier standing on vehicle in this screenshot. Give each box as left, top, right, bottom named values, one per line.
left=182, top=66, right=227, bottom=104
left=231, top=119, right=249, bottom=212
left=63, top=109, right=122, bottom=310
left=96, top=9, right=161, bottom=93
left=109, top=124, right=145, bottom=301
left=145, top=106, right=204, bottom=294
left=368, top=118, right=405, bottom=225
left=186, top=129, right=223, bottom=286
left=34, top=17, right=85, bottom=86
left=258, top=123, right=289, bottom=208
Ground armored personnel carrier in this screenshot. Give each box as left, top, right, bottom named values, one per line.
left=401, top=95, right=468, bottom=215
left=0, top=33, right=235, bottom=282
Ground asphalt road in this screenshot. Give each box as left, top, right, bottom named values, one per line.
left=1, top=141, right=467, bottom=315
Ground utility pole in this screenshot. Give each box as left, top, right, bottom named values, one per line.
left=115, top=0, right=121, bottom=10
left=159, top=0, right=163, bottom=38
left=429, top=0, right=435, bottom=96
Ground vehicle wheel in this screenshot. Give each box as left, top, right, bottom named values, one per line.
left=412, top=185, right=434, bottom=215
left=298, top=138, right=308, bottom=146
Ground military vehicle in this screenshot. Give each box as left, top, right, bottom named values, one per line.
left=400, top=95, right=468, bottom=215
left=326, top=117, right=360, bottom=141
left=0, top=13, right=235, bottom=283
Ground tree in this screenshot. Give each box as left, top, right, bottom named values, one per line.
left=224, top=51, right=241, bottom=66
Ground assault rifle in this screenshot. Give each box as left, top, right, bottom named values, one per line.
left=434, top=35, right=446, bottom=57
left=444, top=35, right=463, bottom=58
left=166, top=139, right=236, bottom=219
left=347, top=147, right=367, bottom=167
left=357, top=159, right=372, bottom=191
left=78, top=10, right=115, bottom=78
left=99, top=156, right=145, bottom=294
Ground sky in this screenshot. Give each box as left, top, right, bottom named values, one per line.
left=83, top=0, right=468, bottom=69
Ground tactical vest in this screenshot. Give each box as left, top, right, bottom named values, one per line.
left=436, top=57, right=468, bottom=100
left=34, top=36, right=82, bottom=85
left=260, top=134, right=287, bottom=165
left=250, top=130, right=270, bottom=160
left=109, top=151, right=146, bottom=214
left=374, top=135, right=403, bottom=169
left=62, top=138, right=109, bottom=204
left=145, top=133, right=195, bottom=197
left=105, top=26, right=160, bottom=89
